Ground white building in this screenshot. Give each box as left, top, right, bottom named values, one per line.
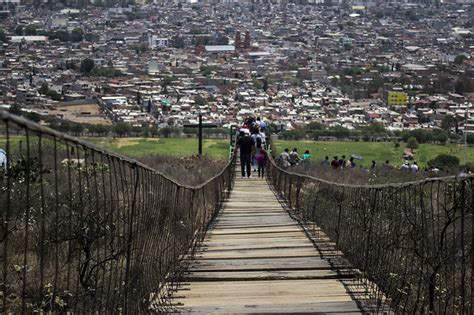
left=148, top=35, right=170, bottom=49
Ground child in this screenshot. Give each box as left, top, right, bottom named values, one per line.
left=255, top=141, right=267, bottom=177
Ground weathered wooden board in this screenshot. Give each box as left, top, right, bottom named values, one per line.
left=187, top=257, right=334, bottom=271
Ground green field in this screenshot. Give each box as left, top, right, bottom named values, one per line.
left=274, top=140, right=474, bottom=168
left=0, top=136, right=230, bottom=160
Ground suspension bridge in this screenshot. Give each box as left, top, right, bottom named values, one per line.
left=1, top=111, right=473, bottom=314
left=172, top=174, right=361, bottom=313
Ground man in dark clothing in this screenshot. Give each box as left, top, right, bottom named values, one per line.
left=237, top=131, right=255, bottom=177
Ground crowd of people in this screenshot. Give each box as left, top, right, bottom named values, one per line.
left=279, top=150, right=439, bottom=174
left=278, top=148, right=311, bottom=168
left=236, top=117, right=468, bottom=178
left=236, top=117, right=268, bottom=178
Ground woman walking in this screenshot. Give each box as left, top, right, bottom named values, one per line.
left=255, top=138, right=267, bottom=177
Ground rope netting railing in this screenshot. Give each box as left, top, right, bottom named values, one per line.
left=0, top=111, right=235, bottom=313
left=268, top=157, right=473, bottom=314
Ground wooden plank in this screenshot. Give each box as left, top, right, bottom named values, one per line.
left=174, top=302, right=361, bottom=314
left=203, top=233, right=309, bottom=240
left=209, top=227, right=303, bottom=235
left=188, top=257, right=333, bottom=271
left=199, top=243, right=314, bottom=251
left=211, top=223, right=297, bottom=229
left=195, top=248, right=321, bottom=259
left=184, top=269, right=353, bottom=281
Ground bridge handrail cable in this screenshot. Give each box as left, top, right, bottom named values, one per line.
left=0, top=111, right=236, bottom=313
left=267, top=154, right=473, bottom=314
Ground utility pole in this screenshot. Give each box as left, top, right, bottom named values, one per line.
left=464, top=110, right=468, bottom=165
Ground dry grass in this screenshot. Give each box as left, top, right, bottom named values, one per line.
left=40, top=104, right=111, bottom=125
left=289, top=161, right=447, bottom=186
left=0, top=142, right=228, bottom=313
left=137, top=154, right=227, bottom=186
left=115, top=138, right=140, bottom=148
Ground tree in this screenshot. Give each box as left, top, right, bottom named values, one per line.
left=432, top=129, right=448, bottom=144
left=161, top=76, right=175, bottom=90
left=432, top=74, right=454, bottom=94
left=57, top=30, right=69, bottom=42
left=306, top=121, right=324, bottom=130
left=14, top=26, right=23, bottom=35
left=363, top=124, right=386, bottom=135
left=441, top=115, right=458, bottom=133
left=9, top=103, right=22, bottom=116
left=58, top=121, right=71, bottom=133
left=466, top=134, right=474, bottom=145
left=410, top=129, right=431, bottom=143
left=429, top=154, right=460, bottom=170
left=150, top=125, right=159, bottom=137
left=70, top=28, right=84, bottom=42
left=200, top=65, right=217, bottom=76
left=94, top=124, right=110, bottom=136
left=208, top=94, right=216, bottom=102
left=172, top=35, right=185, bottom=49
left=80, top=58, right=95, bottom=74
left=454, top=76, right=474, bottom=95
left=253, top=79, right=263, bottom=90
left=406, top=137, right=419, bottom=150
left=89, top=67, right=123, bottom=78
left=329, top=125, right=350, bottom=139
left=160, top=127, right=172, bottom=138
left=194, top=95, right=207, bottom=106
left=214, top=35, right=229, bottom=45
left=47, top=90, right=61, bottom=101
left=113, top=122, right=131, bottom=137
left=25, top=112, right=40, bottom=122
left=454, top=55, right=468, bottom=65
left=70, top=124, right=84, bottom=136
left=38, top=83, right=49, bottom=95
left=65, top=60, right=77, bottom=70
left=141, top=124, right=150, bottom=137
left=24, top=25, right=37, bottom=36
left=0, top=29, right=7, bottom=42
left=263, top=78, right=269, bottom=92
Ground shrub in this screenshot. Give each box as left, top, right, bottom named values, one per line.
left=467, top=134, right=474, bottom=145
left=449, top=133, right=462, bottom=142
left=406, top=137, right=419, bottom=150
left=428, top=154, right=460, bottom=170
left=432, top=129, right=448, bottom=144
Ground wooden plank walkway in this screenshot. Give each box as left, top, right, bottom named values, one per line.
left=173, top=172, right=362, bottom=313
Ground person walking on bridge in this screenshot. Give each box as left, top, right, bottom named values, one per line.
left=237, top=130, right=255, bottom=178
left=255, top=139, right=267, bottom=178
